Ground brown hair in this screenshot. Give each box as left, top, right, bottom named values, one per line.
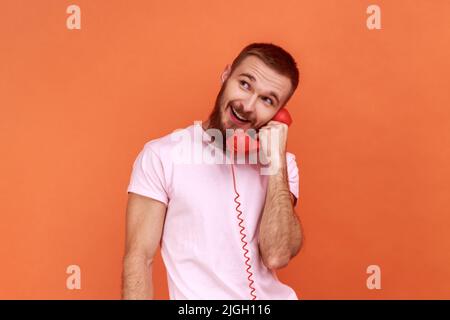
left=229, top=43, right=300, bottom=106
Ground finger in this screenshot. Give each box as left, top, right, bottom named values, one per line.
left=266, top=120, right=279, bottom=126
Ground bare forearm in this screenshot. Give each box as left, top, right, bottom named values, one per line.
left=122, top=253, right=153, bottom=299
left=259, top=160, right=302, bottom=269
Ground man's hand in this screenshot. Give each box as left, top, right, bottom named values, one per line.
left=258, top=120, right=289, bottom=172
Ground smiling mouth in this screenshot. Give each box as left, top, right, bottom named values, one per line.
left=229, top=105, right=251, bottom=123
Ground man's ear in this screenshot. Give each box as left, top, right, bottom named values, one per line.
left=221, top=64, right=231, bottom=83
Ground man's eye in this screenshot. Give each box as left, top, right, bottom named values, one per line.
left=262, top=97, right=273, bottom=105
left=239, top=80, right=250, bottom=90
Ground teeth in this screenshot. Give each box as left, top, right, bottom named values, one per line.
left=231, top=106, right=248, bottom=121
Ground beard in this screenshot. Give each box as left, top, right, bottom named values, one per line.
left=205, top=80, right=229, bottom=153
left=207, top=81, right=227, bottom=134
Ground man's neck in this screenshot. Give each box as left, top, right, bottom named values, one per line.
left=200, top=118, right=229, bottom=155
left=201, top=119, right=210, bottom=132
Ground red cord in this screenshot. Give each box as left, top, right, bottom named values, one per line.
left=230, top=163, right=257, bottom=300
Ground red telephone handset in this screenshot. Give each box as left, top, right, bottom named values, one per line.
left=227, top=108, right=293, bottom=154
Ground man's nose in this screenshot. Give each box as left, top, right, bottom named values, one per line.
left=242, top=94, right=258, bottom=113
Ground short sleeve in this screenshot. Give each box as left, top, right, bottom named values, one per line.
left=127, top=143, right=169, bottom=206
left=286, top=152, right=300, bottom=207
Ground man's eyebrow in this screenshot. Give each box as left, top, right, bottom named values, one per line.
left=239, top=72, right=256, bottom=82
left=238, top=72, right=280, bottom=105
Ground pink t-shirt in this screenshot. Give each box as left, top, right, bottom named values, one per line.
left=127, top=122, right=300, bottom=300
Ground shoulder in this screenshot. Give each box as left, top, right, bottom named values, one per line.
left=286, top=151, right=296, bottom=162
left=286, top=151, right=298, bottom=167
left=141, top=123, right=196, bottom=160
left=285, top=151, right=300, bottom=177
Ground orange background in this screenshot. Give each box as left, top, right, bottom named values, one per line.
left=1, top=0, right=449, bottom=299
